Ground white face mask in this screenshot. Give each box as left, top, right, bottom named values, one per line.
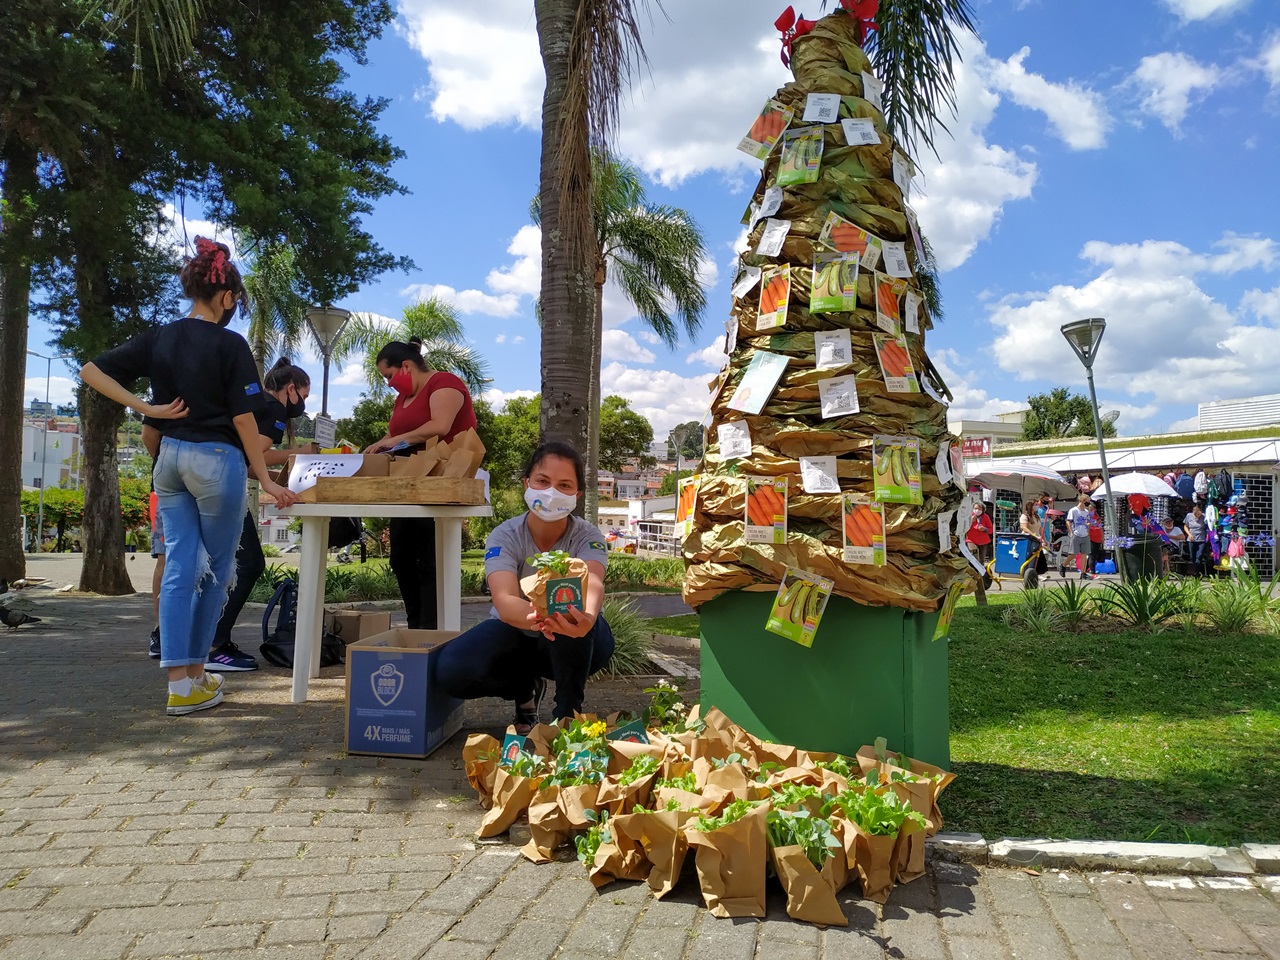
left=524, top=484, right=577, bottom=521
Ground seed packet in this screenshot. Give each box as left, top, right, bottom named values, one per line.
left=802, top=92, right=841, bottom=123
left=757, top=265, right=791, bottom=331
left=756, top=218, right=791, bottom=257
left=861, top=71, right=884, bottom=113
left=744, top=476, right=787, bottom=544
left=748, top=185, right=784, bottom=229
left=777, top=127, right=824, bottom=186
left=873, top=435, right=922, bottom=505
left=892, top=150, right=915, bottom=200
left=842, top=495, right=886, bottom=566
left=731, top=263, right=762, bottom=300
left=874, top=272, right=907, bottom=334
left=903, top=290, right=922, bottom=335
left=810, top=251, right=858, bottom=314
left=674, top=476, right=698, bottom=540
left=933, top=580, right=965, bottom=641
left=818, top=376, right=860, bottom=419
left=717, top=421, right=752, bottom=460
left=817, top=212, right=882, bottom=270
left=799, top=456, right=839, bottom=494
left=737, top=99, right=794, bottom=160
left=872, top=332, right=919, bottom=394
left=765, top=567, right=834, bottom=648
left=841, top=117, right=880, bottom=145
left=882, top=241, right=911, bottom=279
left=726, top=350, right=789, bottom=415
left=813, top=328, right=853, bottom=371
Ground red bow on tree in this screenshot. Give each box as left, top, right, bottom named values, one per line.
left=775, top=6, right=816, bottom=68
left=838, top=0, right=880, bottom=46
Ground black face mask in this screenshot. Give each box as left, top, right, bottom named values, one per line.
left=216, top=304, right=236, bottom=328
left=285, top=394, right=306, bottom=419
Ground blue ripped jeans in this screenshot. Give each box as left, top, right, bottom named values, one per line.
left=153, top=438, right=247, bottom=667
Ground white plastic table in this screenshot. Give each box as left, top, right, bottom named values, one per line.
left=282, top=502, right=492, bottom=702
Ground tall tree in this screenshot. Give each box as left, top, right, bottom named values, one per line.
left=532, top=150, right=707, bottom=522
left=666, top=420, right=703, bottom=461
left=332, top=297, right=489, bottom=395
left=1021, top=387, right=1118, bottom=441
left=533, top=0, right=652, bottom=521
left=598, top=394, right=655, bottom=472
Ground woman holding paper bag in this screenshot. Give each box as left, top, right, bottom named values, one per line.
left=436, top=442, right=614, bottom=733
left=365, top=338, right=477, bottom=628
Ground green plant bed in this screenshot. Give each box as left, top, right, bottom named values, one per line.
left=946, top=596, right=1280, bottom=845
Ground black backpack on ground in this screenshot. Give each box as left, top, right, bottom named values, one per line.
left=260, top=578, right=344, bottom=669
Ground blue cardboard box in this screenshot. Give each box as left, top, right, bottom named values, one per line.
left=345, top=629, right=465, bottom=759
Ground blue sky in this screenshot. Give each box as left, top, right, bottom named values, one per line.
left=24, top=0, right=1280, bottom=440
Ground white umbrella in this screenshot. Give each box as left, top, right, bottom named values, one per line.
left=970, top=461, right=1080, bottom=501
left=1091, top=472, right=1179, bottom=499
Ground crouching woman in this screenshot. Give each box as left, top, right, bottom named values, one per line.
left=436, top=441, right=613, bottom=733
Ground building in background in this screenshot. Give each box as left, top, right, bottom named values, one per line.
left=1199, top=394, right=1280, bottom=432
left=21, top=422, right=80, bottom=489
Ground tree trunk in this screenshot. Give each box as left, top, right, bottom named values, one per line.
left=535, top=0, right=596, bottom=518
left=78, top=384, right=131, bottom=593
left=0, top=140, right=38, bottom=582
left=584, top=267, right=605, bottom=525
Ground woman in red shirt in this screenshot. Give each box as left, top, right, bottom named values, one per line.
left=365, top=338, right=477, bottom=628
left=964, top=501, right=994, bottom=565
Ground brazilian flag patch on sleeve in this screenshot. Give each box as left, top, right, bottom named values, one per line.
left=588, top=541, right=607, bottom=552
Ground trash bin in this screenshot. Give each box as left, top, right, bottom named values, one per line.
left=1118, top=535, right=1161, bottom=580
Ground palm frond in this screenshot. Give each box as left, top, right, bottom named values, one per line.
left=609, top=205, right=708, bottom=345
left=334, top=299, right=490, bottom=395
left=92, top=0, right=206, bottom=77
left=857, top=0, right=978, bottom=160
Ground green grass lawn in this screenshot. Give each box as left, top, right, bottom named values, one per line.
left=945, top=593, right=1280, bottom=845
left=649, top=594, right=1280, bottom=845
left=648, top=614, right=699, bottom=637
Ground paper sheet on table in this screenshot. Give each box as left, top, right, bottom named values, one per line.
left=717, top=421, right=752, bottom=460
left=288, top=454, right=367, bottom=494
left=841, top=118, right=879, bottom=145
left=800, top=456, right=840, bottom=494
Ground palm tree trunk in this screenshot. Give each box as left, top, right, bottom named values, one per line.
left=0, top=139, right=37, bottom=581
left=75, top=248, right=133, bottom=596
left=585, top=269, right=604, bottom=524
left=535, top=0, right=595, bottom=514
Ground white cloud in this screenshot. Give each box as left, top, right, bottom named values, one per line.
left=930, top=350, right=1027, bottom=431
left=980, top=46, right=1111, bottom=150
left=987, top=232, right=1280, bottom=422
left=1241, top=284, right=1280, bottom=321
left=600, top=361, right=715, bottom=436
left=512, top=335, right=526, bottom=345
left=636, top=330, right=663, bottom=345
left=330, top=360, right=371, bottom=388
left=156, top=203, right=238, bottom=262
left=398, top=0, right=543, bottom=129
left=1260, top=34, right=1280, bottom=88
left=911, top=38, right=1039, bottom=271
left=399, top=283, right=520, bottom=317
left=685, top=338, right=728, bottom=369
left=486, top=225, right=542, bottom=298
left=482, top=387, right=537, bottom=410
left=495, top=334, right=507, bottom=344
left=25, top=376, right=79, bottom=408
left=602, top=329, right=656, bottom=363
left=1161, top=0, right=1251, bottom=22
left=1129, top=52, right=1218, bottom=134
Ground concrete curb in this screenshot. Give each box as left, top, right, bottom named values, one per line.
left=929, top=833, right=1280, bottom=876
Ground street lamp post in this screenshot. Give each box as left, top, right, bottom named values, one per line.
left=1060, top=317, right=1117, bottom=546
left=25, top=350, right=74, bottom=551
left=303, top=306, right=351, bottom=418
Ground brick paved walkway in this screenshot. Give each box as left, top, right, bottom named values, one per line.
left=1, top=593, right=1278, bottom=960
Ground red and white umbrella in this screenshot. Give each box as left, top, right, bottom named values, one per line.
left=970, top=462, right=1080, bottom=501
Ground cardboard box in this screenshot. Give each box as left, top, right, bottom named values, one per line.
left=345, top=629, right=465, bottom=759
left=325, top=606, right=393, bottom=645
left=284, top=453, right=391, bottom=503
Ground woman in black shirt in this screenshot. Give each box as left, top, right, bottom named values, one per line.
left=81, top=237, right=298, bottom=716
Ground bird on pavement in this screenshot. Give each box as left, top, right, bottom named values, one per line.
left=0, top=606, right=40, bottom=631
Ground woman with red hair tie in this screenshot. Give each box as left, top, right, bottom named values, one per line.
left=81, top=238, right=299, bottom=716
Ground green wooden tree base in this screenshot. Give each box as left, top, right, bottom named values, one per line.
left=698, top=590, right=950, bottom=769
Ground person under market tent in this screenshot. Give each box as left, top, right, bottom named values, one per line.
left=435, top=441, right=614, bottom=734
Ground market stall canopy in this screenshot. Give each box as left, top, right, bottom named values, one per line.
left=1091, top=472, right=1179, bottom=500
left=970, top=462, right=1079, bottom=501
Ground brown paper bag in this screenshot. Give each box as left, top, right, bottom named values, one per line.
left=661, top=757, right=695, bottom=783
left=770, top=845, right=848, bottom=928
left=477, top=769, right=541, bottom=838
left=684, top=803, right=771, bottom=919
left=440, top=427, right=486, bottom=478
left=888, top=781, right=931, bottom=882
left=702, top=762, right=769, bottom=809
left=558, top=782, right=601, bottom=830
left=653, top=786, right=719, bottom=814
left=843, top=819, right=897, bottom=904
left=520, top=558, right=589, bottom=620
left=588, top=812, right=653, bottom=889
left=596, top=771, right=658, bottom=817
left=738, top=729, right=800, bottom=770
left=855, top=745, right=953, bottom=837
left=614, top=808, right=699, bottom=898
left=525, top=722, right=562, bottom=759
left=462, top=734, right=501, bottom=808
left=604, top=739, right=667, bottom=776
left=521, top=784, right=569, bottom=863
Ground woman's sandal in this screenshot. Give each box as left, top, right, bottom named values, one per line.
left=513, top=677, right=547, bottom=736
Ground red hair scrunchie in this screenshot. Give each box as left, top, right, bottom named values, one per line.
left=194, top=236, right=228, bottom=285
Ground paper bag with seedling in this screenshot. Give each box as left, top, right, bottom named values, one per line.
left=477, top=765, right=543, bottom=839
left=587, top=811, right=653, bottom=889
left=463, top=733, right=501, bottom=808
left=597, top=753, right=662, bottom=816
left=520, top=550, right=588, bottom=621
left=857, top=737, right=954, bottom=836
left=767, top=807, right=848, bottom=927
left=614, top=807, right=700, bottom=899
left=684, top=800, right=771, bottom=919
